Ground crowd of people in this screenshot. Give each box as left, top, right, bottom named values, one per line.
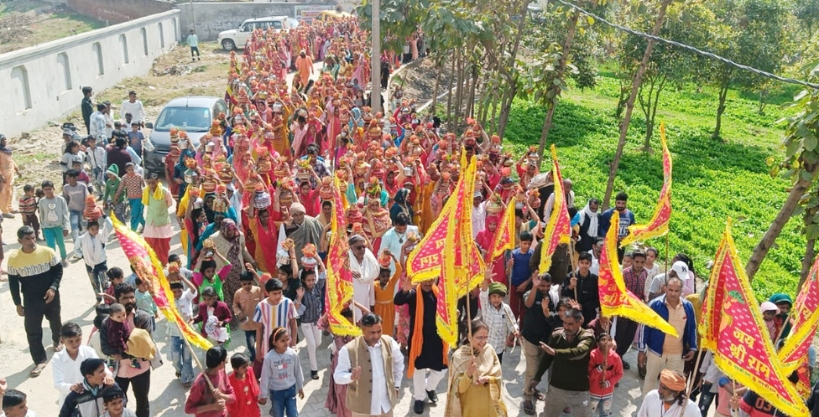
left=1, top=13, right=818, bottom=417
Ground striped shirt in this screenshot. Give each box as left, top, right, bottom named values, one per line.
left=478, top=289, right=519, bottom=354
left=299, top=272, right=326, bottom=324
left=7, top=245, right=62, bottom=306
left=117, top=173, right=144, bottom=199
left=622, top=266, right=648, bottom=302
left=253, top=298, right=299, bottom=355
left=19, top=196, right=37, bottom=214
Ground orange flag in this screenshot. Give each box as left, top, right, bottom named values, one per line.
left=778, top=254, right=819, bottom=374
left=539, top=145, right=571, bottom=273
left=324, top=175, right=361, bottom=337
left=703, top=220, right=808, bottom=416
left=620, top=123, right=672, bottom=247
left=111, top=214, right=212, bottom=351
left=435, top=209, right=461, bottom=346
left=598, top=211, right=678, bottom=336
left=489, top=199, right=516, bottom=263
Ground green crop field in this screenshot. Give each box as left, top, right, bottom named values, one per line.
left=504, top=72, right=805, bottom=300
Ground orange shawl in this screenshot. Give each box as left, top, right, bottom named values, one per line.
left=407, top=283, right=449, bottom=377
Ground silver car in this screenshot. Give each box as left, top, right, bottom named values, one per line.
left=144, top=96, right=227, bottom=174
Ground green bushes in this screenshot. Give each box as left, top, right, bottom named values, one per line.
left=505, top=74, right=802, bottom=300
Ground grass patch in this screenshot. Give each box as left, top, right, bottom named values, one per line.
left=0, top=4, right=105, bottom=54
left=505, top=73, right=802, bottom=300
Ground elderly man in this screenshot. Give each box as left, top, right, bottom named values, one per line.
left=349, top=234, right=378, bottom=322
left=278, top=202, right=323, bottom=264
left=142, top=172, right=174, bottom=264
left=334, top=313, right=405, bottom=417
left=394, top=276, right=448, bottom=415
left=637, top=370, right=699, bottom=417
left=639, top=276, right=698, bottom=395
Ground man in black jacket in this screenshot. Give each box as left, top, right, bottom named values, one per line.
left=81, top=87, right=94, bottom=135
left=100, top=283, right=155, bottom=417
left=562, top=252, right=600, bottom=324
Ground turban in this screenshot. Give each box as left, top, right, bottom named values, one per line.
left=660, top=369, right=686, bottom=392
left=488, top=282, right=507, bottom=297
left=289, top=202, right=306, bottom=214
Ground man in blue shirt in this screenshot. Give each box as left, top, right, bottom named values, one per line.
left=597, top=192, right=636, bottom=261
left=507, top=231, right=534, bottom=327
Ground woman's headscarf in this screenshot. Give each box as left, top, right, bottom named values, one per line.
left=220, top=219, right=242, bottom=261
left=350, top=107, right=363, bottom=129
left=390, top=188, right=413, bottom=224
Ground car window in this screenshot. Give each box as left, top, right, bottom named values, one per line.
left=270, top=20, right=282, bottom=29
left=241, top=23, right=252, bottom=32
left=154, top=106, right=212, bottom=132
left=214, top=100, right=227, bottom=117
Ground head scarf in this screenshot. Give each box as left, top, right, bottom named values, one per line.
left=289, top=202, right=307, bottom=215
left=580, top=202, right=599, bottom=238
left=0, top=135, right=11, bottom=155
left=219, top=218, right=242, bottom=269
left=660, top=369, right=686, bottom=391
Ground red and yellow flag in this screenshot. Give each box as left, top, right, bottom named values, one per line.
left=325, top=175, right=361, bottom=337
left=778, top=254, right=819, bottom=374
left=539, top=145, right=571, bottom=274
left=489, top=199, right=516, bottom=263
left=598, top=211, right=678, bottom=336
left=435, top=211, right=461, bottom=346
left=620, top=123, right=672, bottom=247
left=704, top=220, right=808, bottom=416
left=111, top=214, right=212, bottom=351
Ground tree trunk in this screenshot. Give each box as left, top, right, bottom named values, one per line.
left=746, top=160, right=819, bottom=281
left=468, top=63, right=479, bottom=118
left=497, top=78, right=517, bottom=138
left=713, top=81, right=729, bottom=139
left=799, top=234, right=817, bottom=290
left=431, top=59, right=442, bottom=117
left=643, top=76, right=666, bottom=151
left=602, top=0, right=672, bottom=210
left=536, top=9, right=580, bottom=165
left=446, top=55, right=455, bottom=124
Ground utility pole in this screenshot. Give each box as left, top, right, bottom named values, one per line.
left=370, top=0, right=381, bottom=114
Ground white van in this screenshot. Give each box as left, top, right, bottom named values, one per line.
left=217, top=16, right=294, bottom=51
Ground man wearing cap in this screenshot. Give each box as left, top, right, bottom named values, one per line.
left=279, top=202, right=323, bottom=263
left=639, top=276, right=698, bottom=395
left=636, top=369, right=699, bottom=417
left=334, top=313, right=405, bottom=417
left=348, top=234, right=378, bottom=322
left=143, top=172, right=174, bottom=264
left=120, top=91, right=145, bottom=127
left=647, top=254, right=695, bottom=300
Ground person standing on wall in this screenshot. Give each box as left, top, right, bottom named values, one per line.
left=187, top=30, right=200, bottom=62
left=81, top=87, right=94, bottom=135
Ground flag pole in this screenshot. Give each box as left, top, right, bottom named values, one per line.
left=174, top=311, right=216, bottom=392
left=665, top=234, right=670, bottom=278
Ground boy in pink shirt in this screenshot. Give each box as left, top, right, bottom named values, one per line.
left=588, top=333, right=623, bottom=417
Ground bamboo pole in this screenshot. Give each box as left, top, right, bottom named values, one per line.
left=174, top=313, right=216, bottom=392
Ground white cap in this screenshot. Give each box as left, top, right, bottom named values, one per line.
left=670, top=261, right=690, bottom=282
left=760, top=301, right=779, bottom=313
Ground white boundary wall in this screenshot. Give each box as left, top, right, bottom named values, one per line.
left=0, top=9, right=181, bottom=137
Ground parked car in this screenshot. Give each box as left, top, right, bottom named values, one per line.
left=144, top=96, right=227, bottom=174
left=218, top=16, right=293, bottom=51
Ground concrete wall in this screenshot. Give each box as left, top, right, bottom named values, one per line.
left=0, top=10, right=181, bottom=138
left=177, top=2, right=334, bottom=42
left=66, top=0, right=175, bottom=24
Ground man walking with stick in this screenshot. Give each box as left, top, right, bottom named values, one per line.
left=334, top=313, right=404, bottom=417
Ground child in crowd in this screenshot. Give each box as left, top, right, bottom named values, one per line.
left=88, top=305, right=111, bottom=361
left=194, top=287, right=231, bottom=345
left=298, top=256, right=327, bottom=380
left=233, top=269, right=264, bottom=363
left=168, top=276, right=198, bottom=388
left=83, top=137, right=107, bottom=196
left=128, top=122, right=145, bottom=157
left=258, top=327, right=304, bottom=417
left=51, top=322, right=112, bottom=407
left=184, top=346, right=236, bottom=417
left=2, top=389, right=38, bottom=417
left=227, top=353, right=260, bottom=417
left=588, top=333, right=623, bottom=417
left=761, top=301, right=779, bottom=342
left=63, top=169, right=88, bottom=259
left=373, top=250, right=399, bottom=335
left=103, top=165, right=126, bottom=222
left=253, top=279, right=299, bottom=373
left=100, top=386, right=136, bottom=417
left=193, top=248, right=232, bottom=302
left=38, top=180, right=70, bottom=263
left=19, top=185, right=40, bottom=240
left=70, top=159, right=92, bottom=187
left=101, top=268, right=125, bottom=305
left=621, top=252, right=633, bottom=270
left=507, top=231, right=534, bottom=327
left=277, top=262, right=300, bottom=302
left=716, top=377, right=744, bottom=417
left=114, top=163, right=145, bottom=232
left=134, top=278, right=159, bottom=330
left=106, top=303, right=154, bottom=368
left=168, top=254, right=195, bottom=281
left=60, top=142, right=84, bottom=174
left=479, top=277, right=519, bottom=363
left=79, top=219, right=111, bottom=305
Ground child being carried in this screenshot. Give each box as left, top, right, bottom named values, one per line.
left=106, top=303, right=155, bottom=369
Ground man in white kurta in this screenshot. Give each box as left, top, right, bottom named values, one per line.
left=348, top=234, right=378, bottom=322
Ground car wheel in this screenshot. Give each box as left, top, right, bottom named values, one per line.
left=222, top=39, right=236, bottom=51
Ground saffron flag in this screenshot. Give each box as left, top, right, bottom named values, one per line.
left=539, top=145, right=571, bottom=274
left=704, top=220, right=808, bottom=417
left=409, top=152, right=484, bottom=289
left=620, top=123, right=672, bottom=247
left=111, top=214, right=212, bottom=351
left=598, top=211, right=678, bottom=337
left=324, top=175, right=361, bottom=337
left=435, top=213, right=461, bottom=346
left=489, top=198, right=516, bottom=262
left=778, top=254, right=819, bottom=374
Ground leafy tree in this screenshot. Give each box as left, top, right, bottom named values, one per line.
left=794, top=0, right=819, bottom=40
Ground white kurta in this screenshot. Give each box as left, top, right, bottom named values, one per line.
left=348, top=248, right=379, bottom=321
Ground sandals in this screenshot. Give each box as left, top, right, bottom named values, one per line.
left=523, top=399, right=535, bottom=415
left=30, top=363, right=47, bottom=377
